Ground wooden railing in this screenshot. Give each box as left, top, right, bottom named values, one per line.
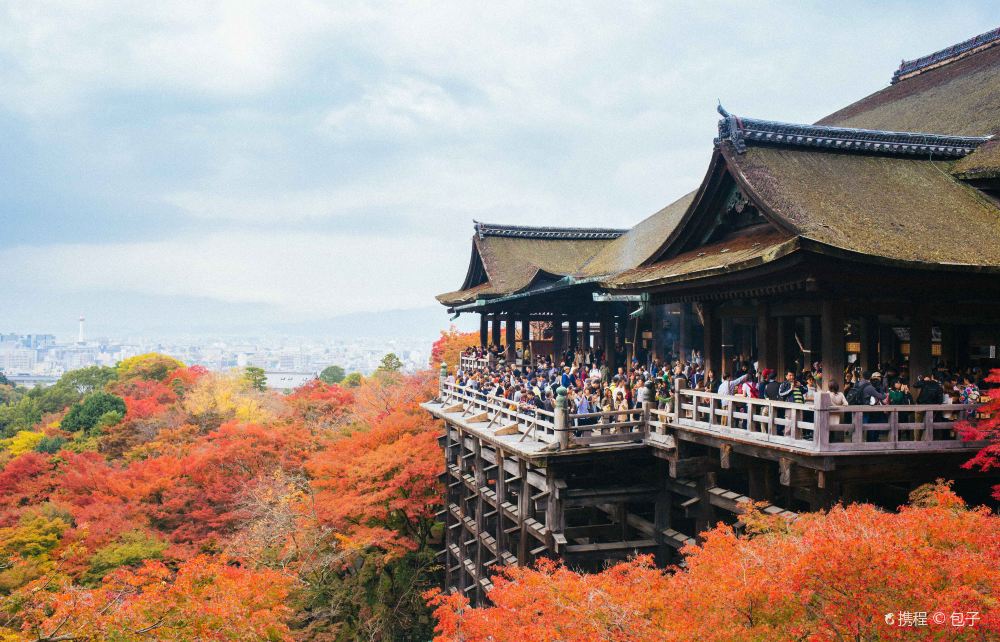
left=436, top=376, right=988, bottom=455
left=438, top=381, right=645, bottom=448
left=671, top=386, right=985, bottom=453
left=459, top=354, right=491, bottom=371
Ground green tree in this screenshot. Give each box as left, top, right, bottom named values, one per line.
left=342, top=372, right=364, bottom=388
left=377, top=353, right=404, bottom=373
left=61, top=392, right=126, bottom=435
left=244, top=366, right=268, bottom=392
left=319, top=365, right=346, bottom=385
left=58, top=366, right=117, bottom=394
left=85, top=530, right=167, bottom=585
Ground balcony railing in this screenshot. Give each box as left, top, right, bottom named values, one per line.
left=670, top=386, right=983, bottom=453
left=459, top=354, right=491, bottom=371
left=435, top=374, right=990, bottom=455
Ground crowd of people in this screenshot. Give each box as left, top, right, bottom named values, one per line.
left=455, top=343, right=990, bottom=426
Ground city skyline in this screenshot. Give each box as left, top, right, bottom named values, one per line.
left=0, top=3, right=996, bottom=336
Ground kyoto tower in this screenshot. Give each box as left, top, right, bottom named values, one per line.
left=77, top=315, right=85, bottom=344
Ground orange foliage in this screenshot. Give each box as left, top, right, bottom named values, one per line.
left=308, top=373, right=442, bottom=553
left=959, top=368, right=1000, bottom=501
left=428, top=483, right=1000, bottom=642
left=430, top=326, right=480, bottom=369
left=284, top=379, right=355, bottom=429
left=23, top=555, right=293, bottom=641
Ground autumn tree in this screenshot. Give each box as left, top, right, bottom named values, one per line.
left=22, top=556, right=294, bottom=641
left=117, top=353, right=185, bottom=382
left=342, top=372, right=364, bottom=388
left=959, top=368, right=1000, bottom=500
left=430, top=326, right=479, bottom=369
left=428, top=482, right=1000, bottom=642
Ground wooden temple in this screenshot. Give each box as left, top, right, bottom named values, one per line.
left=423, top=27, right=1000, bottom=603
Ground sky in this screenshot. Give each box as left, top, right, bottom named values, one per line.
left=0, top=1, right=996, bottom=338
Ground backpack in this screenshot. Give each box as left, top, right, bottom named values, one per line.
left=845, top=384, right=867, bottom=405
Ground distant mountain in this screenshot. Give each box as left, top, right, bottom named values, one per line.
left=267, top=305, right=477, bottom=340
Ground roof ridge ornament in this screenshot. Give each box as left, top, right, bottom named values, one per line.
left=714, top=109, right=990, bottom=158
left=891, top=26, right=1000, bottom=84
left=474, top=222, right=627, bottom=240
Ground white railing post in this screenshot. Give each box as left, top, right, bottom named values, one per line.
left=815, top=391, right=830, bottom=450
left=673, top=376, right=687, bottom=423
left=555, top=386, right=569, bottom=450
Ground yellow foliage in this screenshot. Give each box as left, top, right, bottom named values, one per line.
left=2, top=431, right=43, bottom=455
left=117, top=352, right=185, bottom=381
left=182, top=371, right=275, bottom=426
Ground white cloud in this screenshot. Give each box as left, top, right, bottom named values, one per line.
left=320, top=76, right=481, bottom=140
left=0, top=231, right=465, bottom=318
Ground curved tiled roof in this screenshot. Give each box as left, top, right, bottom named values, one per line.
left=603, top=227, right=797, bottom=288
left=724, top=144, right=1000, bottom=267
left=577, top=191, right=696, bottom=278
left=818, top=31, right=1000, bottom=136
left=436, top=229, right=618, bottom=306
left=892, top=27, right=1000, bottom=84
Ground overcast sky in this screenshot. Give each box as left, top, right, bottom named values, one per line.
left=0, top=1, right=996, bottom=337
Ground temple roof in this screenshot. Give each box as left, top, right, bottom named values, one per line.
left=436, top=225, right=620, bottom=307
left=891, top=27, right=1000, bottom=84
left=576, top=191, right=696, bottom=278
left=715, top=108, right=989, bottom=158
left=474, top=222, right=626, bottom=240
left=603, top=226, right=797, bottom=288
left=818, top=28, right=1000, bottom=136
left=438, top=26, right=1000, bottom=308
left=723, top=144, right=1000, bottom=268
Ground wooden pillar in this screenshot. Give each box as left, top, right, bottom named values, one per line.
left=879, top=323, right=897, bottom=367
left=678, top=304, right=691, bottom=362
left=505, top=313, right=516, bottom=361
left=568, top=318, right=578, bottom=352
left=495, top=448, right=507, bottom=554
left=821, top=301, right=846, bottom=391
left=775, top=316, right=788, bottom=376
left=581, top=320, right=591, bottom=352
left=909, top=306, right=932, bottom=386
left=479, top=314, right=488, bottom=350
left=801, top=316, right=821, bottom=371
left=603, top=314, right=617, bottom=371
left=491, top=313, right=502, bottom=348
left=703, top=304, right=721, bottom=378
left=720, top=317, right=735, bottom=376
left=859, top=315, right=879, bottom=372
left=521, top=315, right=531, bottom=359
left=551, top=315, right=563, bottom=361
left=940, top=323, right=956, bottom=370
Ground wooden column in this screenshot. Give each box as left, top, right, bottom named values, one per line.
left=801, top=316, right=821, bottom=371
left=909, top=306, right=932, bottom=385
left=581, top=320, right=591, bottom=352
left=568, top=318, right=578, bottom=352
left=603, top=314, right=618, bottom=371
left=720, top=317, right=735, bottom=376
left=821, top=301, right=845, bottom=391
left=859, top=315, right=879, bottom=372
left=678, top=303, right=691, bottom=362
left=479, top=314, right=488, bottom=350
left=703, top=304, right=721, bottom=378
left=521, top=315, right=531, bottom=359
left=491, top=313, right=502, bottom=348
left=551, top=315, right=563, bottom=361
left=775, top=316, right=790, bottom=376
left=505, top=313, right=516, bottom=361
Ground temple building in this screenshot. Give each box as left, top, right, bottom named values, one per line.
left=424, top=27, right=1000, bottom=603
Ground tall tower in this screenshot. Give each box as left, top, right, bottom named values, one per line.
left=78, top=315, right=85, bottom=344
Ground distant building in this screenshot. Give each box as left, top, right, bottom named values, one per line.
left=264, top=370, right=315, bottom=391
